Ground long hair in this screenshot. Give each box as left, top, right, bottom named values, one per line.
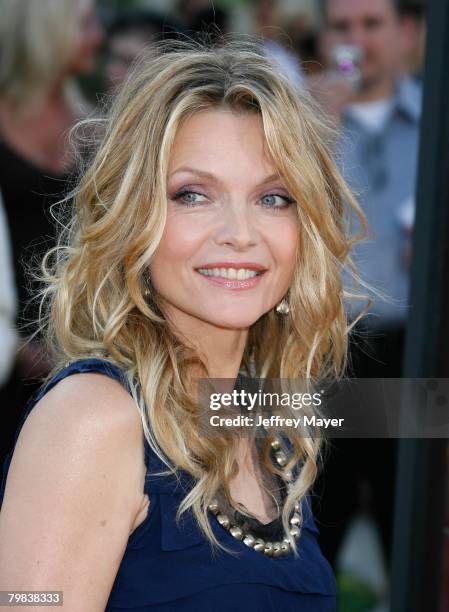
left=0, top=0, right=85, bottom=118
left=35, top=37, right=370, bottom=556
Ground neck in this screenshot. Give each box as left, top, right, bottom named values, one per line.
left=41, top=77, right=72, bottom=113
left=353, top=75, right=396, bottom=103
left=163, top=308, right=249, bottom=380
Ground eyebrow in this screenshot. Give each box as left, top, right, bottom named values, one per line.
left=168, top=167, right=283, bottom=186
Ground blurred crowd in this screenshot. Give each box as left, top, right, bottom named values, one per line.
left=1, top=0, right=444, bottom=610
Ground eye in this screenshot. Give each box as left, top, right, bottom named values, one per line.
left=260, top=193, right=295, bottom=210
left=364, top=17, right=382, bottom=30
left=331, top=20, right=350, bottom=34
left=170, top=189, right=209, bottom=207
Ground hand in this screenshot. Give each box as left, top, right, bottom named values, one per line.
left=305, top=72, right=359, bottom=125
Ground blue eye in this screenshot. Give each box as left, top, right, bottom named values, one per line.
left=170, top=189, right=295, bottom=210
left=171, top=189, right=208, bottom=207
left=260, top=193, right=295, bottom=209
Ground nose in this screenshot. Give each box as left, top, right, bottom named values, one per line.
left=213, top=200, right=259, bottom=251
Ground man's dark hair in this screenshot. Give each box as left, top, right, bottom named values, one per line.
left=318, top=0, right=400, bottom=24
left=397, top=0, right=426, bottom=20
left=107, top=10, right=182, bottom=43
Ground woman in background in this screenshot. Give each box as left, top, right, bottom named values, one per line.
left=105, top=10, right=181, bottom=92
left=0, top=39, right=368, bottom=610
left=0, top=0, right=104, bottom=461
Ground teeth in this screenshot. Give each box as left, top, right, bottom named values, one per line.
left=197, top=267, right=261, bottom=280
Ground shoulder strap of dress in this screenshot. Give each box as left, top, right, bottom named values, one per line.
left=17, top=357, right=132, bottom=443
left=35, top=358, right=129, bottom=402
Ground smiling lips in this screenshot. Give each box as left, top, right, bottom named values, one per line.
left=195, top=262, right=267, bottom=290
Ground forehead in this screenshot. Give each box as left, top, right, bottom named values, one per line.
left=326, top=0, right=395, bottom=21
left=168, top=109, right=274, bottom=172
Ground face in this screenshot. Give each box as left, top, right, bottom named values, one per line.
left=324, top=0, right=402, bottom=90
left=68, top=0, right=104, bottom=75
left=150, top=109, right=299, bottom=332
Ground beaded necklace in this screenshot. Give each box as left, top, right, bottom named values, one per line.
left=207, top=435, right=301, bottom=558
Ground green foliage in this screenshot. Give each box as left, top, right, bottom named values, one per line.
left=336, top=573, right=380, bottom=612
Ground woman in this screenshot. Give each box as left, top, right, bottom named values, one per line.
left=0, top=0, right=104, bottom=469
left=0, top=39, right=367, bottom=611
left=0, top=0, right=104, bottom=379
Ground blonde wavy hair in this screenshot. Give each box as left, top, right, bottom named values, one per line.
left=0, top=0, right=86, bottom=119
left=34, top=37, right=370, bottom=557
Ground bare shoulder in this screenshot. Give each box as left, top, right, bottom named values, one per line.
left=29, top=370, right=142, bottom=428
left=15, top=371, right=146, bottom=482
left=0, top=372, right=148, bottom=610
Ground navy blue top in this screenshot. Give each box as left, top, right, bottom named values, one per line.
left=0, top=358, right=337, bottom=611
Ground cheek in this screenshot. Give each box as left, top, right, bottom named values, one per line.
left=158, top=217, right=202, bottom=261
left=150, top=215, right=205, bottom=280
left=367, top=29, right=395, bottom=55
left=270, top=222, right=299, bottom=278
left=325, top=31, right=344, bottom=49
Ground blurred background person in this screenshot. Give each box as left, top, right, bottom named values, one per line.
left=252, top=0, right=305, bottom=89
left=105, top=10, right=182, bottom=92
left=282, top=12, right=322, bottom=77
left=305, top=0, right=424, bottom=588
left=397, top=0, right=427, bottom=83
left=310, top=0, right=422, bottom=379
left=0, top=0, right=104, bottom=463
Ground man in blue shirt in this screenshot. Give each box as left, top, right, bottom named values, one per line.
left=306, top=0, right=423, bottom=578
left=339, top=74, right=421, bottom=337
left=309, top=0, right=422, bottom=375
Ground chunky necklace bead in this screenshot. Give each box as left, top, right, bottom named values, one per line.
left=207, top=435, right=302, bottom=558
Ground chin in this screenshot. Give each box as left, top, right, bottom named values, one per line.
left=204, top=311, right=265, bottom=330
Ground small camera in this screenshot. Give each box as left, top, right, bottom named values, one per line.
left=330, top=44, right=364, bottom=91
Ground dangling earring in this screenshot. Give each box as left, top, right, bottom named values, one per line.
left=143, top=272, right=153, bottom=299
left=275, top=298, right=290, bottom=315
